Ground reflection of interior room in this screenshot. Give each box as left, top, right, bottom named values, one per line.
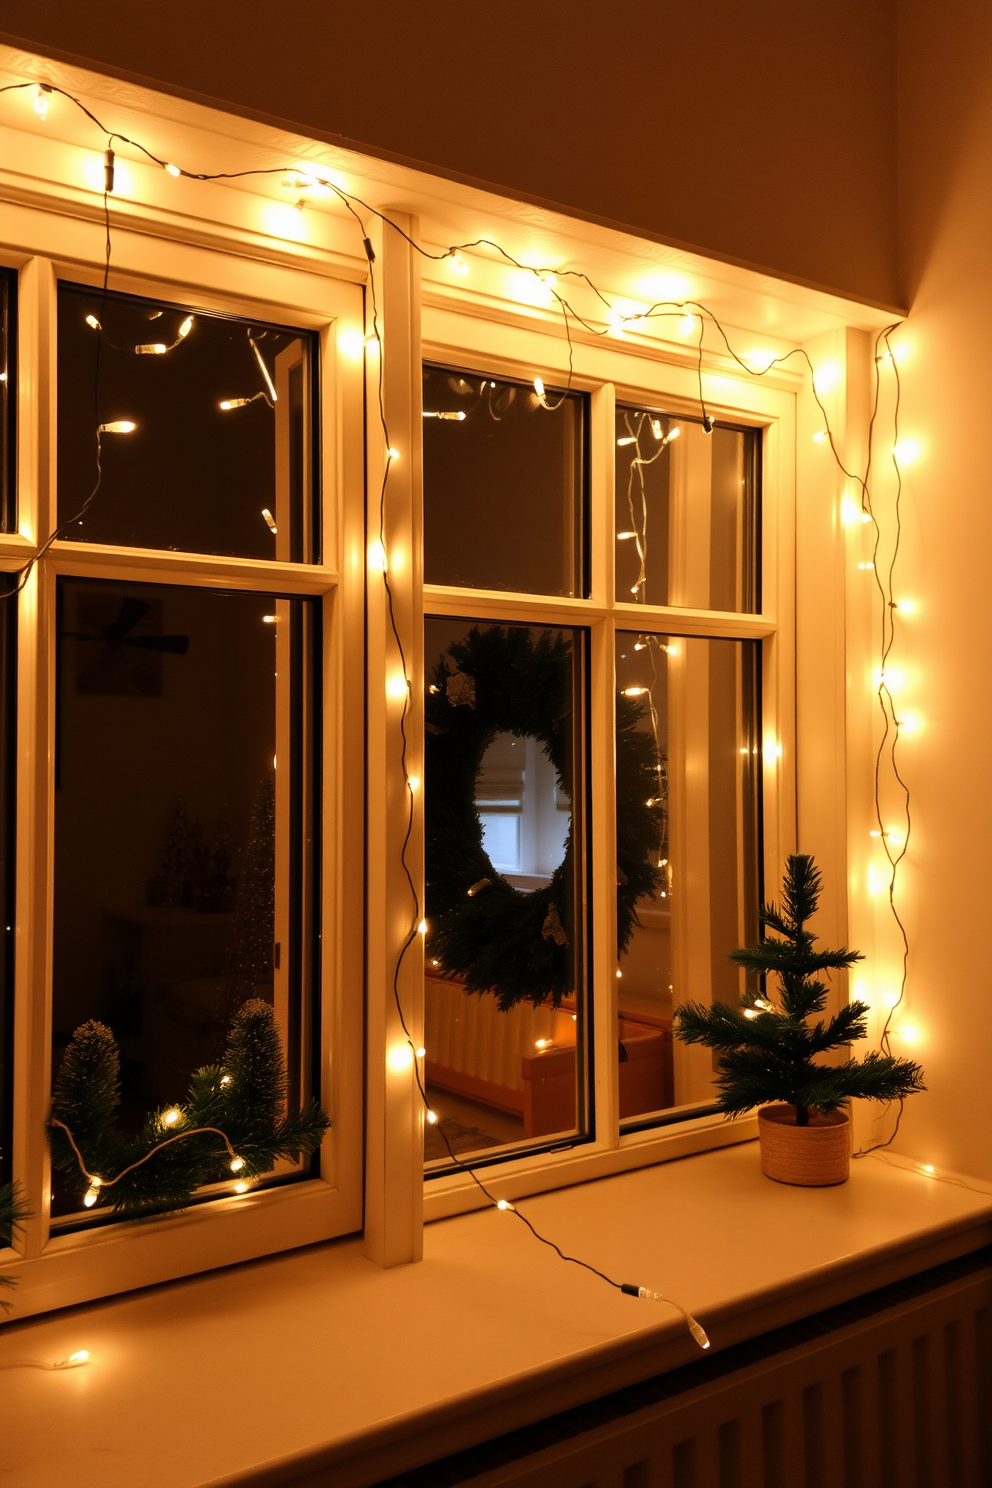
left=51, top=581, right=292, bottom=1214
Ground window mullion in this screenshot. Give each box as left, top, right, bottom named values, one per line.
left=589, top=614, right=620, bottom=1146
left=364, top=213, right=425, bottom=1269
left=12, top=560, right=56, bottom=1256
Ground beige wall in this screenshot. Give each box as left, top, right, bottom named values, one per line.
left=1, top=0, right=899, bottom=307
left=884, top=0, right=992, bottom=1178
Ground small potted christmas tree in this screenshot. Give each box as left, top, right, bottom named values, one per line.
left=673, top=854, right=925, bottom=1185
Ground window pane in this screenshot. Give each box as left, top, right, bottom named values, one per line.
left=423, top=365, right=585, bottom=596
left=57, top=284, right=316, bottom=560
left=51, top=579, right=318, bottom=1222
left=423, top=618, right=587, bottom=1167
left=0, top=267, right=14, bottom=531
left=615, top=407, right=759, bottom=612
left=615, top=631, right=760, bottom=1123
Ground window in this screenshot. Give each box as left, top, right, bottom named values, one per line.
left=2, top=57, right=811, bottom=1310
left=420, top=348, right=768, bottom=1194
left=4, top=189, right=364, bottom=1314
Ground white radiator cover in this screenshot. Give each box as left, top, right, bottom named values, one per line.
left=399, top=1253, right=991, bottom=1488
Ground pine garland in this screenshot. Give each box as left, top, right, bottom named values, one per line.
left=0, top=1180, right=28, bottom=1308
left=425, top=626, right=665, bottom=1009
left=49, top=1000, right=329, bottom=1218
left=674, top=854, right=925, bottom=1126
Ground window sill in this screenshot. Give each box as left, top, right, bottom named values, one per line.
left=3, top=1142, right=991, bottom=1488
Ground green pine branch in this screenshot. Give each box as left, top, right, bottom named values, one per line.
left=50, top=1000, right=331, bottom=1219
left=673, top=853, right=926, bottom=1126
left=0, top=1180, right=29, bottom=1309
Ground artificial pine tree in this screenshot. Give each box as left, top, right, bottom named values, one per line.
left=674, top=854, right=925, bottom=1126
left=50, top=999, right=329, bottom=1218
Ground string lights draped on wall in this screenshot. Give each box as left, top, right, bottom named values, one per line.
left=0, top=76, right=925, bottom=1356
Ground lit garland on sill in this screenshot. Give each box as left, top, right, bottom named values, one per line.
left=0, top=75, right=923, bottom=1335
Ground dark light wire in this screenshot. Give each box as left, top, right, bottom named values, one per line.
left=0, top=173, right=118, bottom=600
left=1, top=73, right=918, bottom=1305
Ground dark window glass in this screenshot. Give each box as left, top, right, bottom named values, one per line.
left=57, top=284, right=316, bottom=561
left=616, top=407, right=759, bottom=612
left=0, top=267, right=15, bottom=531
left=615, top=631, right=760, bottom=1124
left=423, top=617, right=588, bottom=1168
left=423, top=365, right=586, bottom=596
left=51, top=578, right=318, bottom=1221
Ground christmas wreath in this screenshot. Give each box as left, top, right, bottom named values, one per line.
left=425, top=626, right=666, bottom=1010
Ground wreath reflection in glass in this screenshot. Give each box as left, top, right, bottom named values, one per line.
left=424, top=625, right=665, bottom=1010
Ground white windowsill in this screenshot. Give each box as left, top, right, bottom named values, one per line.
left=2, top=1142, right=990, bottom=1488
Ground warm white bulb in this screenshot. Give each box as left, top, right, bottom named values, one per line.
left=233, top=1181, right=249, bottom=1194
left=415, top=1045, right=426, bottom=1058
left=83, top=1189, right=98, bottom=1207
left=679, top=311, right=696, bottom=336
left=220, top=1074, right=232, bottom=1086
left=178, top=316, right=193, bottom=339
left=616, top=436, right=637, bottom=447
left=922, top=1163, right=935, bottom=1174
left=229, top=1156, right=245, bottom=1173
left=449, top=251, right=469, bottom=274
left=616, top=968, right=623, bottom=978
left=622, top=686, right=647, bottom=696
left=368, top=540, right=387, bottom=573
left=86, top=314, right=101, bottom=330
left=219, top=398, right=250, bottom=410
left=261, top=508, right=277, bottom=534
left=67, top=1351, right=89, bottom=1365
left=496, top=1199, right=514, bottom=1211
left=418, top=918, right=427, bottom=935
left=34, top=87, right=50, bottom=119
left=262, top=614, right=277, bottom=624
left=387, top=446, right=400, bottom=461
left=98, top=420, right=137, bottom=434
left=666, top=426, right=681, bottom=442
left=426, top=1109, right=438, bottom=1124
left=812, top=431, right=828, bottom=444
left=386, top=674, right=409, bottom=700
left=535, top=1038, right=552, bottom=1049
left=743, top=1008, right=759, bottom=1019
left=90, top=1175, right=103, bottom=1188
left=893, top=438, right=920, bottom=465
left=135, top=343, right=168, bottom=356
left=165, top=162, right=181, bottom=177
left=162, top=1108, right=181, bottom=1127
left=617, top=531, right=637, bottom=540
left=408, top=775, right=420, bottom=791
left=533, top=377, right=545, bottom=399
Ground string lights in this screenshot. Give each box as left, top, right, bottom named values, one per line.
left=0, top=73, right=920, bottom=1338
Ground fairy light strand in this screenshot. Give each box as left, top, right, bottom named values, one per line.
left=0, top=73, right=920, bottom=1323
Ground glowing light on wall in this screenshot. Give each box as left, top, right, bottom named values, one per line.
left=893, top=437, right=921, bottom=465
left=812, top=361, right=841, bottom=394
left=387, top=1044, right=414, bottom=1073
left=337, top=326, right=366, bottom=360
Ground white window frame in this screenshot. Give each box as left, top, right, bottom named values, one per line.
left=413, top=283, right=796, bottom=1221
left=1, top=156, right=366, bottom=1317
left=0, top=45, right=889, bottom=1307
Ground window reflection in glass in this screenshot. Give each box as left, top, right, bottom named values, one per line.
left=51, top=578, right=317, bottom=1221
left=615, top=407, right=759, bottom=612
left=57, top=284, right=315, bottom=561
left=423, top=365, right=586, bottom=597
left=615, top=631, right=760, bottom=1123
left=423, top=617, right=587, bottom=1167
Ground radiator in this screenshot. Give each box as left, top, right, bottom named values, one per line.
left=382, top=1250, right=992, bottom=1488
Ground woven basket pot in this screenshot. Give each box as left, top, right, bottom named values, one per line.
left=757, top=1104, right=851, bottom=1186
